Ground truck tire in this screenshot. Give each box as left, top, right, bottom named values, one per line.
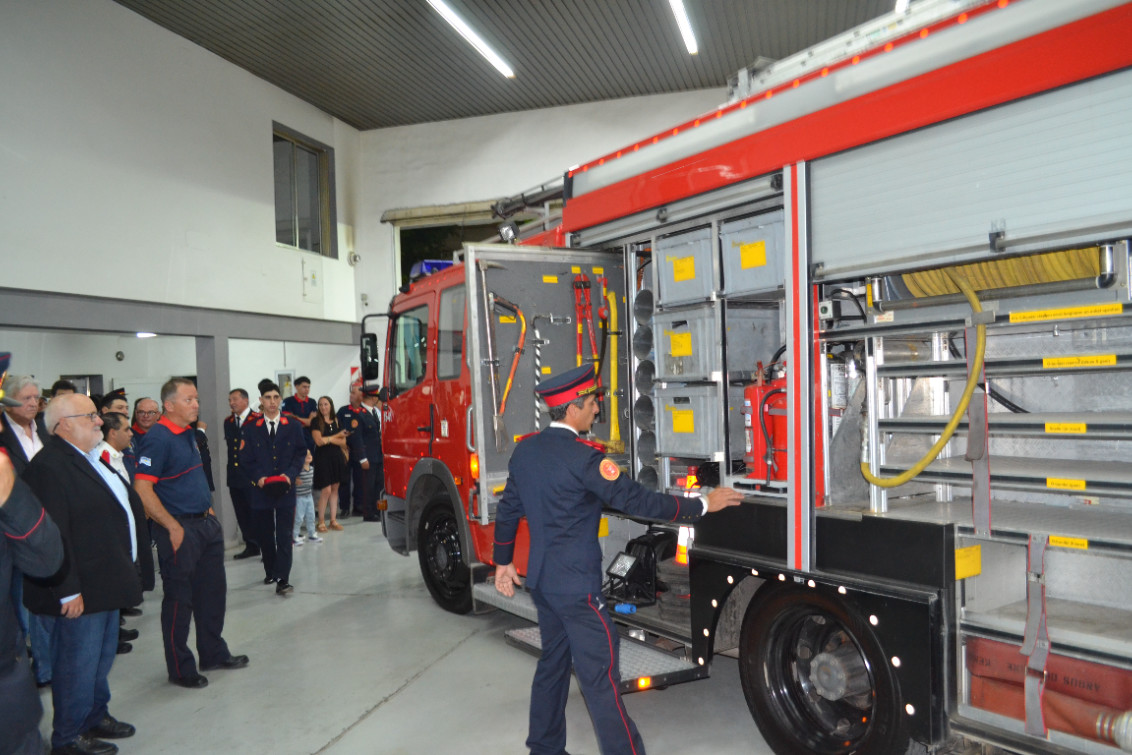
left=738, top=587, right=911, bottom=755
left=417, top=497, right=473, bottom=614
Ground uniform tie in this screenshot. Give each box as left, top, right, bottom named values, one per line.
left=269, top=420, right=276, bottom=443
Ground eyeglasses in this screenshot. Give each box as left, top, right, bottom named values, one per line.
left=136, top=410, right=160, bottom=417
left=52, top=412, right=101, bottom=431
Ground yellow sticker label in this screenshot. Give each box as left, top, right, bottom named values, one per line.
left=499, top=315, right=516, bottom=324
left=571, top=266, right=581, bottom=274
left=1050, top=535, right=1089, bottom=550
left=955, top=545, right=982, bottom=580
left=1047, top=477, right=1086, bottom=491
left=1010, top=302, right=1123, bottom=324
left=542, top=275, right=559, bottom=284
left=739, top=240, right=767, bottom=270
left=541, top=366, right=553, bottom=374
left=669, top=255, right=696, bottom=282
left=598, top=517, right=609, bottom=538
left=1042, top=354, right=1117, bottom=369
left=592, top=267, right=604, bottom=274
left=1045, top=422, right=1086, bottom=434
left=666, top=331, right=692, bottom=357
left=671, top=409, right=695, bottom=434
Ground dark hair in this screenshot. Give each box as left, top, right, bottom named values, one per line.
left=295, top=376, right=311, bottom=386
left=229, top=388, right=249, bottom=400
left=547, top=396, right=587, bottom=423
left=101, top=411, right=128, bottom=438
left=260, top=381, right=281, bottom=397
left=313, top=396, right=337, bottom=434
left=99, top=392, right=127, bottom=411
left=50, top=379, right=77, bottom=397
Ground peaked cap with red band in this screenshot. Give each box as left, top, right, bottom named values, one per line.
left=536, top=365, right=599, bottom=409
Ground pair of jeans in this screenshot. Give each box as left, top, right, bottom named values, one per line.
left=49, top=609, right=119, bottom=748
left=28, top=613, right=54, bottom=684
left=293, top=492, right=318, bottom=539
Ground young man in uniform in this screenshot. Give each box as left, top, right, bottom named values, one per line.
left=223, top=389, right=259, bottom=560
left=494, top=365, right=742, bottom=755
left=240, top=382, right=306, bottom=595
left=134, top=378, right=247, bottom=690
left=281, top=376, right=316, bottom=453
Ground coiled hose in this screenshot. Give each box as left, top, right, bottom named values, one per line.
left=861, top=270, right=986, bottom=488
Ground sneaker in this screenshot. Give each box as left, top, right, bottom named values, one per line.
left=307, top=534, right=323, bottom=543
left=293, top=537, right=304, bottom=546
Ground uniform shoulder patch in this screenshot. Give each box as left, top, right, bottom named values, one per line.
left=599, top=458, right=620, bottom=481
left=351, top=419, right=358, bottom=428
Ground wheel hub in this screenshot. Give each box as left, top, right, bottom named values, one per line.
left=809, top=642, right=871, bottom=701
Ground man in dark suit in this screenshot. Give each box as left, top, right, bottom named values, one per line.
left=493, top=365, right=742, bottom=755
left=336, top=383, right=364, bottom=518
left=240, top=382, right=306, bottom=595
left=0, top=374, right=48, bottom=476
left=23, top=393, right=147, bottom=755
left=223, top=389, right=259, bottom=560
left=350, top=386, right=384, bottom=522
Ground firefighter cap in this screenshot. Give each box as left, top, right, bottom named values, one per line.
left=536, top=364, right=599, bottom=408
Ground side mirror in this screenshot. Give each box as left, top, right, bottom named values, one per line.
left=360, top=333, right=381, bottom=381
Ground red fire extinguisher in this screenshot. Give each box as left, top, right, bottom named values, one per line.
left=745, top=364, right=787, bottom=484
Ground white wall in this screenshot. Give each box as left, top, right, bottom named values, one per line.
left=0, top=0, right=360, bottom=322
left=354, top=89, right=725, bottom=319
left=228, top=340, right=358, bottom=410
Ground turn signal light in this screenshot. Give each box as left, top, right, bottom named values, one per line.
left=469, top=453, right=480, bottom=480
left=637, top=677, right=652, bottom=690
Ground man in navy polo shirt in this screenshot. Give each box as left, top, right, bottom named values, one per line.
left=281, top=376, right=316, bottom=452
left=133, top=378, right=248, bottom=690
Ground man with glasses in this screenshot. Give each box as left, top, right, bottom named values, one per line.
left=134, top=379, right=247, bottom=690
left=23, top=394, right=146, bottom=755
left=123, top=398, right=159, bottom=474
left=0, top=375, right=48, bottom=476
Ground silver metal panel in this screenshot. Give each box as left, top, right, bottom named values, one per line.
left=811, top=67, right=1132, bottom=278
left=655, top=226, right=715, bottom=306
left=471, top=582, right=539, bottom=622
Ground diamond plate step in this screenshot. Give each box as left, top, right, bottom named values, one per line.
left=472, top=581, right=540, bottom=622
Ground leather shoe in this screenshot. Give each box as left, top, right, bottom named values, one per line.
left=170, top=673, right=208, bottom=689
left=115, top=642, right=132, bottom=655
left=118, top=627, right=139, bottom=642
left=50, top=733, right=118, bottom=755
left=86, top=714, right=135, bottom=739
left=120, top=606, right=142, bottom=617
left=200, top=654, right=249, bottom=671
left=233, top=546, right=260, bottom=560
left=363, top=515, right=381, bottom=522
left=263, top=576, right=277, bottom=584
left=276, top=581, right=294, bottom=595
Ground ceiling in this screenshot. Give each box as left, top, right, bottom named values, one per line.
left=112, top=0, right=897, bottom=131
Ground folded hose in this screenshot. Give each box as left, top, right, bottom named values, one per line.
left=861, top=270, right=986, bottom=488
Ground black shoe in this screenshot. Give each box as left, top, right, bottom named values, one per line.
left=338, top=510, right=351, bottom=519
left=118, top=627, right=139, bottom=642
left=115, top=642, right=132, bottom=655
left=120, top=606, right=142, bottom=617
left=86, top=714, right=135, bottom=739
left=263, top=576, right=277, bottom=584
left=170, top=673, right=208, bottom=689
left=200, top=654, right=249, bottom=671
left=51, top=733, right=119, bottom=755
left=363, top=515, right=381, bottom=522
left=234, top=546, right=260, bottom=560
left=276, top=582, right=294, bottom=595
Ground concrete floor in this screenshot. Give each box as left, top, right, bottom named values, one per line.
left=36, top=518, right=775, bottom=755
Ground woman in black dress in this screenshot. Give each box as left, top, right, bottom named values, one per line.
left=311, top=396, right=349, bottom=532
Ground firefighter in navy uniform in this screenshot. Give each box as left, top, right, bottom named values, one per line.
left=493, top=365, right=742, bottom=755
left=346, top=386, right=383, bottom=522
left=336, top=384, right=364, bottom=518
left=223, top=388, right=260, bottom=560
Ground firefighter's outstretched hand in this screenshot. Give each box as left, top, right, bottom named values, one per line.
left=494, top=562, right=521, bottom=597
left=704, top=487, right=743, bottom=513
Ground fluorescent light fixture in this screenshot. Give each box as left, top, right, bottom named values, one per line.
left=136, top=332, right=157, bottom=339
left=894, top=0, right=911, bottom=13
left=669, top=0, right=699, bottom=55
left=427, top=0, right=515, bottom=78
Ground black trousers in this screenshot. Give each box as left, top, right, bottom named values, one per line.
left=153, top=515, right=231, bottom=681
left=228, top=486, right=258, bottom=550
left=356, top=464, right=383, bottom=519
left=253, top=503, right=295, bottom=583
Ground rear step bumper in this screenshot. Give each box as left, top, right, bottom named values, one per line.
left=473, top=583, right=708, bottom=694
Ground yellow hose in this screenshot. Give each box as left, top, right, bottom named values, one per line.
left=861, top=270, right=986, bottom=488
left=604, top=287, right=624, bottom=454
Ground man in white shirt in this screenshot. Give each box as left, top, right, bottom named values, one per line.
left=0, top=375, right=48, bottom=476
left=95, top=413, right=134, bottom=482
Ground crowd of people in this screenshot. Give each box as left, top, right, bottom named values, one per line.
left=0, top=359, right=384, bottom=755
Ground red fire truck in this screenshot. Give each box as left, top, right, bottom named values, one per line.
left=361, top=1, right=1132, bottom=752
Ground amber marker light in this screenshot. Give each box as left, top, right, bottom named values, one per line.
left=469, top=453, right=480, bottom=481
left=637, top=677, right=652, bottom=690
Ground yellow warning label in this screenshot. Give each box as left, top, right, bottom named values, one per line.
left=598, top=517, right=609, bottom=538
left=669, top=255, right=696, bottom=282
left=1045, top=422, right=1086, bottom=434
left=542, top=275, right=559, bottom=284
left=1047, top=477, right=1086, bottom=491
left=671, top=409, right=695, bottom=434
left=666, top=331, right=692, bottom=357
left=1010, top=302, right=1123, bottom=324
left=955, top=545, right=982, bottom=580
left=499, top=315, right=516, bottom=324
left=571, top=266, right=581, bottom=274
left=1042, top=354, right=1117, bottom=369
left=592, top=267, right=604, bottom=275
left=1050, top=535, right=1088, bottom=550
left=739, top=240, right=767, bottom=270
left=541, top=366, right=552, bottom=374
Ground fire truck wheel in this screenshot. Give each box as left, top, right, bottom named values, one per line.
left=417, top=497, right=473, bottom=614
left=738, top=587, right=911, bottom=755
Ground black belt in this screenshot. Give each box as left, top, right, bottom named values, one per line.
left=174, top=512, right=210, bottom=520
